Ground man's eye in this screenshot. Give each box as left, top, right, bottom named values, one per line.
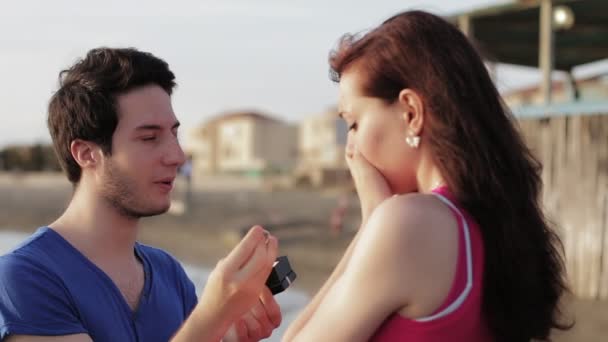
left=348, top=122, right=357, bottom=131
left=142, top=136, right=157, bottom=141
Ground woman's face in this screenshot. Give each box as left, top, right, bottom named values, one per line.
left=338, top=70, right=420, bottom=194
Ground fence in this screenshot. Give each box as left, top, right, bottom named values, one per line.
left=517, top=109, right=608, bottom=299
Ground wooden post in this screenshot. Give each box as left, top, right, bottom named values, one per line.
left=458, top=14, right=472, bottom=37
left=459, top=14, right=497, bottom=82
left=539, top=0, right=554, bottom=104
left=566, top=70, right=580, bottom=101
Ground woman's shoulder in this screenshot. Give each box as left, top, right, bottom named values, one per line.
left=350, top=192, right=460, bottom=313
left=369, top=192, right=457, bottom=235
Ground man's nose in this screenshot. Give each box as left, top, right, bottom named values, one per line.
left=163, top=137, right=186, bottom=167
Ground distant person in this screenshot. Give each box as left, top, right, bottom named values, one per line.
left=284, top=10, right=570, bottom=341
left=0, top=48, right=281, bottom=342
left=329, top=195, right=349, bottom=236
left=180, top=155, right=193, bottom=207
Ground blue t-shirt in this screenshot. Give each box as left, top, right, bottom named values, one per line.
left=0, top=227, right=198, bottom=341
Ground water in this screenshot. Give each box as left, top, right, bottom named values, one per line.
left=0, top=230, right=308, bottom=341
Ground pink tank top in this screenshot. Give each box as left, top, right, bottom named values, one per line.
left=370, top=186, right=493, bottom=341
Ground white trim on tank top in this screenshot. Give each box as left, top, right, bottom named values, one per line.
left=413, top=192, right=473, bottom=322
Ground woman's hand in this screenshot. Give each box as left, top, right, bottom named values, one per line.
left=346, top=146, right=392, bottom=225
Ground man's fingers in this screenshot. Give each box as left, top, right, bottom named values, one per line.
left=235, top=243, right=266, bottom=282
left=265, top=236, right=278, bottom=266
left=259, top=287, right=282, bottom=327
left=242, top=311, right=263, bottom=341
left=222, top=323, right=243, bottom=342
left=249, top=300, right=274, bottom=338
left=223, top=226, right=266, bottom=272
left=236, top=320, right=249, bottom=342
left=235, top=234, right=276, bottom=283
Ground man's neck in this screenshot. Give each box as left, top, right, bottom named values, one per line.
left=50, top=186, right=140, bottom=263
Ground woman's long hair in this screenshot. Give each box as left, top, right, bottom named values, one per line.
left=329, top=10, right=571, bottom=341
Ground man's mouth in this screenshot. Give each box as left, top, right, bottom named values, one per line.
left=155, top=178, right=175, bottom=191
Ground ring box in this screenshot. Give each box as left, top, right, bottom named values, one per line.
left=266, top=256, right=297, bottom=295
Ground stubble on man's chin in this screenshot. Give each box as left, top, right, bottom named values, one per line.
left=110, top=199, right=169, bottom=220
left=103, top=187, right=170, bottom=219
left=101, top=163, right=170, bottom=219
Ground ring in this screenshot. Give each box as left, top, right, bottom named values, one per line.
left=263, top=231, right=270, bottom=244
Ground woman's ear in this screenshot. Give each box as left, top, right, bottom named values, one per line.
left=70, top=139, right=101, bottom=170
left=398, top=88, right=424, bottom=135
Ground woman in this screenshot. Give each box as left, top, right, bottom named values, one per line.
left=284, top=10, right=570, bottom=342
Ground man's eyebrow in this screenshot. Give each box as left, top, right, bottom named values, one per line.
left=135, top=121, right=180, bottom=131
left=135, top=124, right=162, bottom=131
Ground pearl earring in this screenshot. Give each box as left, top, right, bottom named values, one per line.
left=406, top=134, right=420, bottom=148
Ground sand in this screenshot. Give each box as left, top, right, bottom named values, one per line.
left=0, top=172, right=606, bottom=341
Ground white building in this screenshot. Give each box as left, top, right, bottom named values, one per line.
left=187, top=111, right=297, bottom=178
left=295, top=108, right=350, bottom=187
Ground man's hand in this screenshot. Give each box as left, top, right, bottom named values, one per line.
left=223, top=288, right=282, bottom=342
left=172, top=226, right=278, bottom=342
left=345, top=146, right=392, bottom=224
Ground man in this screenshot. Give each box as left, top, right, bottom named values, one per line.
left=0, top=48, right=281, bottom=342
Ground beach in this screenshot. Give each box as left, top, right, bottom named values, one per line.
left=1, top=172, right=606, bottom=341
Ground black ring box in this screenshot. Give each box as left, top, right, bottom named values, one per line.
left=266, top=256, right=297, bottom=295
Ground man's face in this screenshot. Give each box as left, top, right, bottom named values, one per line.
left=99, top=84, right=185, bottom=218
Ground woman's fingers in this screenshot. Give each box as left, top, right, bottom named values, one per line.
left=351, top=147, right=372, bottom=169
left=345, top=146, right=393, bottom=223
left=348, top=148, right=378, bottom=187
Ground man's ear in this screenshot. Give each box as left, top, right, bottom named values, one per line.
left=70, top=139, right=102, bottom=170
left=398, top=88, right=425, bottom=135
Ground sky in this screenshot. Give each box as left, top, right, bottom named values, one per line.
left=0, top=0, right=566, bottom=148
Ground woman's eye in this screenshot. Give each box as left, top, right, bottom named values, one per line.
left=142, top=136, right=157, bottom=141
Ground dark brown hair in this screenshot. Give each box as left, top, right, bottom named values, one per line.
left=329, top=10, right=570, bottom=341
left=47, top=47, right=176, bottom=183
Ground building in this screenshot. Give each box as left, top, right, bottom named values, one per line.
left=503, top=71, right=608, bottom=107
left=294, top=108, right=349, bottom=187
left=187, top=111, right=297, bottom=178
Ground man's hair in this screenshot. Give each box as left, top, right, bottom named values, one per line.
left=47, top=47, right=176, bottom=184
